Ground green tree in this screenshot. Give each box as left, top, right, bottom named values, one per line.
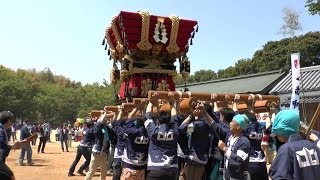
left=174, top=75, right=185, bottom=85
left=223, top=66, right=237, bottom=78
left=234, top=58, right=252, bottom=75
left=0, top=65, right=16, bottom=81
left=217, top=69, right=226, bottom=79
left=0, top=65, right=116, bottom=126
left=306, top=0, right=320, bottom=15
left=39, top=68, right=55, bottom=83
left=252, top=32, right=320, bottom=71
left=186, top=75, right=195, bottom=84
left=77, top=83, right=114, bottom=118
left=174, top=74, right=196, bottom=85
left=194, top=70, right=217, bottom=82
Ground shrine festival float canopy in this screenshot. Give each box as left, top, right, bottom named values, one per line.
left=102, top=11, right=198, bottom=100
left=103, top=10, right=198, bottom=63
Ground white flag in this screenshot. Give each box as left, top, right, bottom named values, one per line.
left=290, top=53, right=300, bottom=111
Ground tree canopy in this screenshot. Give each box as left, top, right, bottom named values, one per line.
left=306, top=0, right=320, bottom=15
left=0, top=66, right=115, bottom=126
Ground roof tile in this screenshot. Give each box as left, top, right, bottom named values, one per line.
left=177, top=70, right=285, bottom=94
left=270, top=65, right=320, bottom=94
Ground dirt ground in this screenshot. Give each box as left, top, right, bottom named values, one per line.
left=6, top=131, right=113, bottom=180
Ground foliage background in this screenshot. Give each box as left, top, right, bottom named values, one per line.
left=0, top=67, right=116, bottom=126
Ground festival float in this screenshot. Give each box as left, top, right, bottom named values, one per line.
left=101, top=11, right=281, bottom=110
left=102, top=11, right=197, bottom=102
left=92, top=10, right=320, bottom=141
left=100, top=11, right=283, bottom=111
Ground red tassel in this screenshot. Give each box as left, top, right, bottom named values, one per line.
left=102, top=38, right=105, bottom=45
left=108, top=49, right=110, bottom=55
left=190, top=39, right=193, bottom=45
left=196, top=25, right=199, bottom=32
left=192, top=32, right=195, bottom=38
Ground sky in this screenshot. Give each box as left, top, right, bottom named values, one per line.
left=0, top=0, right=319, bottom=85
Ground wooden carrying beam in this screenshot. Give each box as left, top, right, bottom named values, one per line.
left=146, top=90, right=280, bottom=115
left=104, top=106, right=120, bottom=112
left=106, top=113, right=115, bottom=119
left=216, top=101, right=233, bottom=109
left=104, top=104, right=140, bottom=113
left=147, top=90, right=280, bottom=103
left=148, top=90, right=211, bottom=101
left=90, top=110, right=104, bottom=118
left=90, top=110, right=114, bottom=118
left=213, top=94, right=279, bottom=102
left=237, top=100, right=277, bottom=113
left=179, top=97, right=200, bottom=115
left=177, top=99, right=279, bottom=115
left=122, top=103, right=136, bottom=112
left=133, top=98, right=149, bottom=105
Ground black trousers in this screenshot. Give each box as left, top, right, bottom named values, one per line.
left=0, top=162, right=14, bottom=180
left=147, top=170, right=177, bottom=180
left=68, top=146, right=92, bottom=173
left=31, top=139, right=36, bottom=146
left=38, top=136, right=48, bottom=153
left=60, top=139, right=68, bottom=151
left=112, top=161, right=122, bottom=180
left=248, top=162, right=268, bottom=180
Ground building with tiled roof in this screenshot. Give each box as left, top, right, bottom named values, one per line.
left=270, top=65, right=320, bottom=104
left=176, top=70, right=286, bottom=94
left=270, top=65, right=320, bottom=129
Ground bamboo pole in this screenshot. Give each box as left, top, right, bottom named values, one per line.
left=305, top=103, right=320, bottom=138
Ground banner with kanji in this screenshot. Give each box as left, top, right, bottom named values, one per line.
left=290, top=53, right=300, bottom=111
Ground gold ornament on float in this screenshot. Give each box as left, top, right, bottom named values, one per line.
left=137, top=11, right=153, bottom=50
left=141, top=79, right=152, bottom=97
left=156, top=80, right=170, bottom=91
left=166, top=15, right=180, bottom=53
